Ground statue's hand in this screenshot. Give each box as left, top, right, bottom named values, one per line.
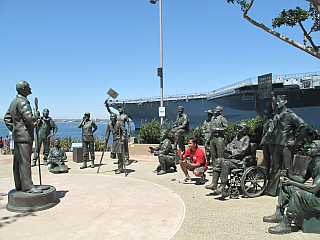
left=35, top=110, right=41, bottom=118
left=287, top=140, right=295, bottom=147
left=282, top=177, right=292, bottom=186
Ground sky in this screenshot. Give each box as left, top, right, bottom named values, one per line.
left=0, top=0, right=319, bottom=119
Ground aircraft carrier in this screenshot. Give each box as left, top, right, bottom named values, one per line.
left=109, top=71, right=320, bottom=129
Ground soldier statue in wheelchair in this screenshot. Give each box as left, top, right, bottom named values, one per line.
left=206, top=122, right=267, bottom=199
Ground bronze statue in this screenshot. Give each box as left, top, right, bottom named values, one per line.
left=263, top=140, right=320, bottom=234
left=32, top=108, right=57, bottom=167
left=171, top=105, right=189, bottom=152
left=200, top=109, right=214, bottom=165
left=265, top=96, right=308, bottom=196
left=79, top=112, right=97, bottom=169
left=150, top=128, right=176, bottom=175
left=47, top=139, right=68, bottom=174
left=205, top=106, right=228, bottom=190
left=4, top=80, right=42, bottom=193
left=105, top=101, right=131, bottom=163
left=207, top=123, right=250, bottom=198
left=210, top=106, right=228, bottom=165
left=260, top=107, right=275, bottom=186
left=105, top=114, right=126, bottom=174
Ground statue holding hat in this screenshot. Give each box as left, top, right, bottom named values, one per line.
left=104, top=101, right=131, bottom=163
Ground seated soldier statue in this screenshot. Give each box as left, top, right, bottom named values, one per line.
left=208, top=123, right=251, bottom=198
left=263, top=140, right=320, bottom=235
left=47, top=139, right=68, bottom=174
left=150, top=128, right=176, bottom=175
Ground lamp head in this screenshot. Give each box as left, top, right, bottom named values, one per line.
left=150, top=0, right=158, bottom=4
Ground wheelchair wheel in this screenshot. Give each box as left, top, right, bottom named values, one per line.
left=241, top=166, right=267, bottom=198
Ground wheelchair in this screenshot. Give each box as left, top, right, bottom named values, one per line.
left=227, top=143, right=268, bottom=199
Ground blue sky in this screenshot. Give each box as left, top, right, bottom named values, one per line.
left=0, top=0, right=319, bottom=118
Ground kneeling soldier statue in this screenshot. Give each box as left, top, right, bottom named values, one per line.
left=150, top=128, right=177, bottom=175
left=48, top=139, right=68, bottom=174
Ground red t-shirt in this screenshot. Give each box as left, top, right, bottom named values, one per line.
left=183, top=147, right=208, bottom=170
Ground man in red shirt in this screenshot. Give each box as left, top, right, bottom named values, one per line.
left=178, top=137, right=208, bottom=183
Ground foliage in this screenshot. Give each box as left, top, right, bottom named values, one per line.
left=240, top=116, right=264, bottom=143
left=94, top=139, right=107, bottom=151
left=184, top=128, right=205, bottom=145
left=226, top=0, right=320, bottom=59
left=137, top=119, right=161, bottom=144
left=223, top=121, right=237, bottom=144
left=272, top=7, right=309, bottom=28
left=59, top=137, right=75, bottom=151
left=223, top=116, right=264, bottom=144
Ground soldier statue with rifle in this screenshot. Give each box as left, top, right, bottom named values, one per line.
left=32, top=108, right=57, bottom=167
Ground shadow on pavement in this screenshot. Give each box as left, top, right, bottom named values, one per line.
left=0, top=210, right=37, bottom=229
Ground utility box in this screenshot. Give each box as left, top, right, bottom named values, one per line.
left=73, top=147, right=83, bottom=163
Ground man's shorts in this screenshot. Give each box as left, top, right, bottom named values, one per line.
left=186, top=165, right=206, bottom=176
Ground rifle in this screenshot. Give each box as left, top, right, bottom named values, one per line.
left=34, top=97, right=42, bottom=185
left=120, top=128, right=128, bottom=177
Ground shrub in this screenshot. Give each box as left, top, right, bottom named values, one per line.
left=137, top=119, right=161, bottom=144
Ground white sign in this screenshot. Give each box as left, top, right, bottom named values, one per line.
left=159, top=107, right=166, bottom=117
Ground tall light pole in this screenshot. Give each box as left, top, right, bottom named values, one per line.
left=150, top=0, right=164, bottom=125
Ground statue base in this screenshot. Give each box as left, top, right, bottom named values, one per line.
left=6, top=185, right=59, bottom=212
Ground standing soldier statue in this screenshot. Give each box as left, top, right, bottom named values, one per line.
left=4, top=80, right=42, bottom=193
left=205, top=106, right=228, bottom=190
left=32, top=108, right=57, bottom=167
left=171, top=105, right=189, bottom=152
left=200, top=109, right=214, bottom=165
left=104, top=101, right=131, bottom=164
left=105, top=114, right=127, bottom=174
left=266, top=96, right=308, bottom=196
left=79, top=112, right=97, bottom=169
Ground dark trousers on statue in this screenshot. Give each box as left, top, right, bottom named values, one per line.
left=210, top=137, right=225, bottom=167
left=261, top=144, right=274, bottom=180
left=14, top=143, right=34, bottom=191
left=33, top=137, right=50, bottom=163
left=266, top=145, right=293, bottom=196
left=123, top=138, right=129, bottom=161
left=83, top=141, right=95, bottom=167
left=174, top=129, right=186, bottom=152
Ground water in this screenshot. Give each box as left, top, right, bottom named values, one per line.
left=0, top=121, right=110, bottom=140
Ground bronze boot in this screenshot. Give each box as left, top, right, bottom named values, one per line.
left=263, top=205, right=284, bottom=223
left=268, top=213, right=292, bottom=235
left=205, top=171, right=220, bottom=190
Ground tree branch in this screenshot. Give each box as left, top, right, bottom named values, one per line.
left=298, top=21, right=318, bottom=50
left=242, top=2, right=320, bottom=60
left=308, top=0, right=320, bottom=13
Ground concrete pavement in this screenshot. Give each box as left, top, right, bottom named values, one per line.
left=0, top=152, right=319, bottom=240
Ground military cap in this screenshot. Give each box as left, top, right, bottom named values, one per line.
left=214, top=106, right=224, bottom=112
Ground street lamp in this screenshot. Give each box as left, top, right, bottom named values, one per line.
left=150, top=0, right=164, bottom=125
